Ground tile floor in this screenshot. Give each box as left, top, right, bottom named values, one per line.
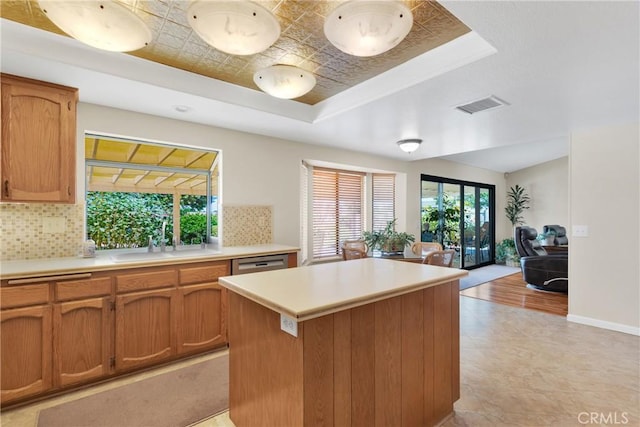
left=2, top=296, right=638, bottom=427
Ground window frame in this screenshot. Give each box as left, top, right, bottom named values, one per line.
left=302, top=162, right=399, bottom=264
left=84, top=134, right=219, bottom=250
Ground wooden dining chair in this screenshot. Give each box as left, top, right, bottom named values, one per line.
left=411, top=242, right=443, bottom=258
left=422, top=249, right=456, bottom=267
left=341, top=240, right=368, bottom=260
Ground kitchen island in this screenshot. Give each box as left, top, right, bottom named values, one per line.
left=219, top=258, right=467, bottom=427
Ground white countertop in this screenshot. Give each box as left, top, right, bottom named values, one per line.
left=0, top=244, right=299, bottom=280
left=219, top=258, right=467, bottom=322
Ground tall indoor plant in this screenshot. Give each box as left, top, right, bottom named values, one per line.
left=500, top=184, right=531, bottom=266
left=505, top=184, right=530, bottom=227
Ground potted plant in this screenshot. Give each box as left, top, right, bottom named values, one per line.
left=505, top=184, right=530, bottom=227
left=363, top=219, right=415, bottom=257
left=495, top=238, right=520, bottom=267
left=537, top=229, right=557, bottom=246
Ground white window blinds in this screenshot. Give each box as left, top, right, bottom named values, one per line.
left=372, top=173, right=395, bottom=231
left=312, top=167, right=364, bottom=259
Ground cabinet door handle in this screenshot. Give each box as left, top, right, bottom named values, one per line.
left=68, top=186, right=71, bottom=196
left=3, top=180, right=8, bottom=197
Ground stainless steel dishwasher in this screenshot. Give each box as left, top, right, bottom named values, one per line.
left=231, top=253, right=289, bottom=275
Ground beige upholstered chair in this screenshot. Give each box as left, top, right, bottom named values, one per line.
left=411, top=242, right=443, bottom=258
left=422, top=249, right=455, bottom=267
left=341, top=240, right=368, bottom=260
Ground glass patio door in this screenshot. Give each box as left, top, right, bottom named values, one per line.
left=421, top=175, right=495, bottom=269
left=463, top=186, right=492, bottom=267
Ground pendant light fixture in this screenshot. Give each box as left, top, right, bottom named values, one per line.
left=397, top=138, right=422, bottom=153
left=324, top=0, right=413, bottom=57
left=38, top=0, right=151, bottom=52
left=253, top=65, right=316, bottom=99
left=187, top=0, right=280, bottom=56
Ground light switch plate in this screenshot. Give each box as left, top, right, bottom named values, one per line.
left=280, top=314, right=298, bottom=337
left=572, top=225, right=589, bottom=237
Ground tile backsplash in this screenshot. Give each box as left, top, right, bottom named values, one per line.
left=222, top=205, right=273, bottom=247
left=0, top=203, right=273, bottom=261
left=0, top=203, right=85, bottom=261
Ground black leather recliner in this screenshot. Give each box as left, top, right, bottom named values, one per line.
left=514, top=226, right=568, bottom=293
left=543, top=224, right=569, bottom=245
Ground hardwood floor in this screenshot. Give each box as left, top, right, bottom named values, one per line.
left=459, top=273, right=568, bottom=316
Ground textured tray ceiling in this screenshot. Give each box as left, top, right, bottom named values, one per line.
left=1, top=0, right=470, bottom=105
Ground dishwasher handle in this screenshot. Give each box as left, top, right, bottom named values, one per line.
left=231, top=254, right=289, bottom=275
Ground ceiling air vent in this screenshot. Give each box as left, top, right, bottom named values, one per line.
left=455, top=95, right=509, bottom=114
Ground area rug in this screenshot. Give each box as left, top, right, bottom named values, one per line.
left=459, top=264, right=521, bottom=290
left=37, top=354, right=228, bottom=427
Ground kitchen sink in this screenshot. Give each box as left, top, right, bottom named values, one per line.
left=167, top=248, right=219, bottom=257
left=110, top=247, right=219, bottom=263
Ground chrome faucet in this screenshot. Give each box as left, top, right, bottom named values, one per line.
left=160, top=220, right=167, bottom=252
left=148, top=236, right=154, bottom=252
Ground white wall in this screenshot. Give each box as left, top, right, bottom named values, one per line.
left=568, top=122, right=640, bottom=334
left=506, top=157, right=569, bottom=233
left=71, top=104, right=640, bottom=336
left=78, top=103, right=511, bottom=252
left=77, top=103, right=409, bottom=248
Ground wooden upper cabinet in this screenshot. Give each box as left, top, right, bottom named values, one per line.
left=0, top=74, right=77, bottom=203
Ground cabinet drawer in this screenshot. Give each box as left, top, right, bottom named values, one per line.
left=116, top=269, right=178, bottom=293
left=179, top=262, right=230, bottom=286
left=55, top=277, right=112, bottom=301
left=1, top=283, right=50, bottom=309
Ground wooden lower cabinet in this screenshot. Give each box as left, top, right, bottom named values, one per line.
left=178, top=283, right=227, bottom=354
left=0, top=305, right=52, bottom=403
left=53, top=297, right=112, bottom=388
left=1, top=254, right=292, bottom=406
left=115, top=288, right=178, bottom=372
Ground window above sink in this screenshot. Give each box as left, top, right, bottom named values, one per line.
left=85, top=133, right=220, bottom=252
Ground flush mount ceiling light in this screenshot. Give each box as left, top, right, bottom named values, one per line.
left=324, top=0, right=413, bottom=57
left=187, top=0, right=280, bottom=56
left=253, top=65, right=316, bottom=99
left=397, top=138, right=422, bottom=153
left=38, top=0, right=151, bottom=52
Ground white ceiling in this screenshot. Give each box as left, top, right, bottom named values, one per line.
left=1, top=1, right=638, bottom=173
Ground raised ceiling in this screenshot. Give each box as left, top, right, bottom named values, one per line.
left=1, top=2, right=638, bottom=172
left=0, top=0, right=470, bottom=105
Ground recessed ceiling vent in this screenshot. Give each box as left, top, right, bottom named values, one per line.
left=455, top=95, right=509, bottom=114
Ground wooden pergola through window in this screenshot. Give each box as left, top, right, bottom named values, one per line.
left=85, top=135, right=219, bottom=242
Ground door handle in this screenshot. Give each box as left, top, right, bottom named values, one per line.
left=3, top=180, right=8, bottom=197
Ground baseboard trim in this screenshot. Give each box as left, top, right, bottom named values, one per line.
left=567, top=314, right=640, bottom=336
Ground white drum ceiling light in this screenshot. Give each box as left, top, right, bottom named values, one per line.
left=187, top=0, right=281, bottom=56
left=253, top=65, right=317, bottom=99
left=324, top=0, right=413, bottom=57
left=38, top=0, right=151, bottom=52
left=397, top=139, right=422, bottom=153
